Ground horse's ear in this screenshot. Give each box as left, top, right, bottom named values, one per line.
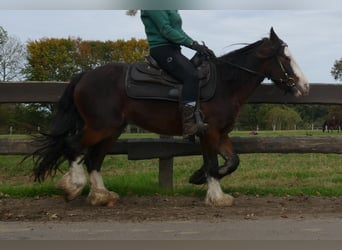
left=257, top=28, right=281, bottom=58
left=270, top=27, right=280, bottom=42
left=256, top=28, right=278, bottom=58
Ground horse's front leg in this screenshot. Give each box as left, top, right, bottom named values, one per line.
left=189, top=133, right=240, bottom=184
left=203, top=152, right=235, bottom=207
left=205, top=176, right=234, bottom=207
left=191, top=132, right=235, bottom=206
left=217, top=134, right=240, bottom=178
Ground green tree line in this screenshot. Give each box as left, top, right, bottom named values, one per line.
left=0, top=26, right=341, bottom=133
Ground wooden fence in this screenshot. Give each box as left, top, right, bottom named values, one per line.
left=0, top=81, right=341, bottom=104
left=0, top=82, right=341, bottom=189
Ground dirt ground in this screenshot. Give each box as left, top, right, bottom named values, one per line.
left=1, top=195, right=341, bottom=222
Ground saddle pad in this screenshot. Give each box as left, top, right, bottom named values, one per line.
left=125, top=61, right=216, bottom=102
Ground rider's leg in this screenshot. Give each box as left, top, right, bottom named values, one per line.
left=150, top=45, right=201, bottom=137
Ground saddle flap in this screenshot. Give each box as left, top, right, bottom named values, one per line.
left=126, top=58, right=216, bottom=102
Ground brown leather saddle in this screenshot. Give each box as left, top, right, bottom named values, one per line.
left=125, top=55, right=216, bottom=102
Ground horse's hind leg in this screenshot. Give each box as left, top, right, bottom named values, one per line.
left=57, top=156, right=87, bottom=201
left=84, top=128, right=125, bottom=207
left=57, top=133, right=87, bottom=201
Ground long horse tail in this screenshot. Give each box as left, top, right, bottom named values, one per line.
left=32, top=73, right=85, bottom=182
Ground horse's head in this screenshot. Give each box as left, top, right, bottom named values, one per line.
left=260, top=28, right=309, bottom=97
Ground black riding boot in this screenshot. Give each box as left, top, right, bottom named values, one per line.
left=181, top=104, right=199, bottom=137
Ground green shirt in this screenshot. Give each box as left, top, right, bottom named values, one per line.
left=140, top=10, right=194, bottom=49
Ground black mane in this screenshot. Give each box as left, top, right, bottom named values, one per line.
left=213, top=38, right=270, bottom=82
left=217, top=38, right=268, bottom=62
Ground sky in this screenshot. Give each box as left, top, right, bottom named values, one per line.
left=0, top=8, right=342, bottom=83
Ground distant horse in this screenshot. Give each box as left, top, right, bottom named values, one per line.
left=323, top=118, right=341, bottom=132
left=30, top=28, right=309, bottom=207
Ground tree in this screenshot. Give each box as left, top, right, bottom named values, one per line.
left=292, top=104, right=330, bottom=128
left=236, top=104, right=259, bottom=130
left=75, top=38, right=148, bottom=72
left=0, top=26, right=7, bottom=45
left=21, top=37, right=148, bottom=133
left=25, top=37, right=148, bottom=81
left=255, top=104, right=273, bottom=130
left=0, top=27, right=28, bottom=134
left=265, top=106, right=302, bottom=130
left=25, top=38, right=79, bottom=81
left=0, top=26, right=27, bottom=81
left=331, top=58, right=342, bottom=81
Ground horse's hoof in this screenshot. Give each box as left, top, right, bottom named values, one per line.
left=57, top=172, right=86, bottom=201
left=87, top=188, right=120, bottom=207
left=205, top=193, right=234, bottom=207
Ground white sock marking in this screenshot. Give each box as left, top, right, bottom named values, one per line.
left=89, top=170, right=106, bottom=190
left=207, top=177, right=224, bottom=200
left=69, top=156, right=86, bottom=186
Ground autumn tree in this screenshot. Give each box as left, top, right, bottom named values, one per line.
left=25, top=37, right=148, bottom=81
left=25, top=38, right=79, bottom=81
left=110, top=38, right=148, bottom=63
left=19, top=37, right=148, bottom=132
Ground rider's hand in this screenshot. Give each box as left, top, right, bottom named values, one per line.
left=191, top=41, right=216, bottom=59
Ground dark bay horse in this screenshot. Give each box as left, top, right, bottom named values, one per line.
left=31, top=28, right=309, bottom=207
left=323, top=118, right=341, bottom=132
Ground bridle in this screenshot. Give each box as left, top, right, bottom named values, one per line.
left=217, top=43, right=296, bottom=89
left=273, top=44, right=296, bottom=88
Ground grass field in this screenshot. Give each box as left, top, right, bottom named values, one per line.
left=0, top=131, right=341, bottom=198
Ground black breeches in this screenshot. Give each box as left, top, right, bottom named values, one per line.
left=150, top=45, right=199, bottom=103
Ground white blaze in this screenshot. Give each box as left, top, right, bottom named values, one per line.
left=284, top=47, right=309, bottom=95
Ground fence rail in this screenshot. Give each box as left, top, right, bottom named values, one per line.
left=0, top=82, right=341, bottom=189
left=1, top=136, right=341, bottom=156
left=0, top=82, right=342, bottom=104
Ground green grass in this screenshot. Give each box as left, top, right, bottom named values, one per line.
left=1, top=153, right=341, bottom=198
left=1, top=129, right=342, bottom=140
left=230, top=130, right=342, bottom=137
left=0, top=131, right=341, bottom=198
left=0, top=134, right=33, bottom=139
left=222, top=153, right=342, bottom=196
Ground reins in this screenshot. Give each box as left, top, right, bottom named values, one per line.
left=216, top=58, right=266, bottom=78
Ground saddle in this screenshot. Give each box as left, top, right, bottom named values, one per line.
left=125, top=54, right=216, bottom=102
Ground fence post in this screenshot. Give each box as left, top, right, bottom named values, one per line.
left=158, top=135, right=174, bottom=189
left=158, top=157, right=174, bottom=190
